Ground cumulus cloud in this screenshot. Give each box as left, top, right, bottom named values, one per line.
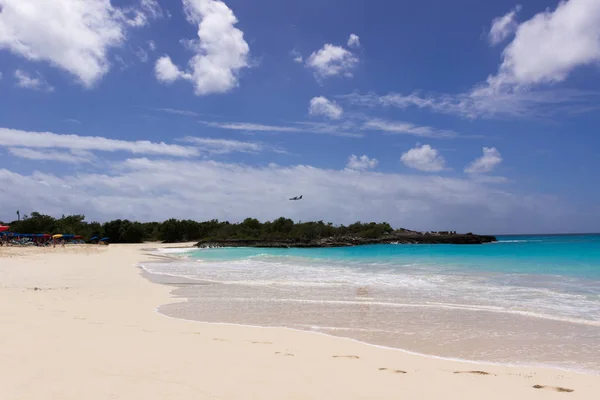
left=14, top=69, right=54, bottom=92
left=346, top=154, right=378, bottom=171
left=343, top=1, right=600, bottom=119
left=306, top=44, right=358, bottom=79
left=465, top=147, right=503, bottom=174
left=0, top=127, right=199, bottom=157
left=154, top=0, right=250, bottom=95
left=488, top=5, right=522, bottom=45
left=155, top=56, right=183, bottom=83
left=490, top=0, right=600, bottom=88
left=0, top=156, right=564, bottom=233
left=309, top=96, right=344, bottom=119
left=400, top=144, right=446, bottom=172
left=347, top=34, right=360, bottom=48
left=0, top=0, right=163, bottom=87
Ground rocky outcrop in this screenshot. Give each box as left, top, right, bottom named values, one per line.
left=196, top=232, right=496, bottom=248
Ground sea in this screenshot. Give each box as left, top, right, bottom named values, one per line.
left=141, top=234, right=600, bottom=373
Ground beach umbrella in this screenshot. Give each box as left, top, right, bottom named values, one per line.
left=52, top=234, right=63, bottom=239
left=0, top=225, right=9, bottom=232
left=100, top=237, right=109, bottom=241
left=90, top=236, right=98, bottom=241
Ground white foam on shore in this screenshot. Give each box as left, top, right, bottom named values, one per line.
left=154, top=247, right=197, bottom=255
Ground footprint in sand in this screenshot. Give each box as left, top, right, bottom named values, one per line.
left=533, top=385, right=574, bottom=393
left=378, top=368, right=407, bottom=374
left=250, top=341, right=273, bottom=345
left=454, top=370, right=495, bottom=376
left=332, top=355, right=360, bottom=359
left=274, top=352, right=294, bottom=356
left=212, top=338, right=228, bottom=341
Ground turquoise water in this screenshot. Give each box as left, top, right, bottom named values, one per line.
left=146, top=235, right=600, bottom=372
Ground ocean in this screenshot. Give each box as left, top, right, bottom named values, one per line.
left=141, top=234, right=600, bottom=373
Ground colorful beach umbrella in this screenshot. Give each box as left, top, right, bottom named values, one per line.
left=0, top=225, right=9, bottom=232
left=52, top=234, right=63, bottom=239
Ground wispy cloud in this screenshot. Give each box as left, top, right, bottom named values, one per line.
left=0, top=127, right=199, bottom=157
left=362, top=118, right=458, bottom=138
left=341, top=89, right=599, bottom=120
left=180, top=137, right=286, bottom=155
left=8, top=148, right=96, bottom=164
left=14, top=70, right=54, bottom=92
left=200, top=120, right=363, bottom=138
left=155, top=108, right=200, bottom=117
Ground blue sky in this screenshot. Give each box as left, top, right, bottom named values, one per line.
left=1, top=0, right=599, bottom=234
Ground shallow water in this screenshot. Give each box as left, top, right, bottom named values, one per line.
left=142, top=235, right=600, bottom=372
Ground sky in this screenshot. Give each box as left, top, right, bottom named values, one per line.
left=1, top=0, right=600, bottom=234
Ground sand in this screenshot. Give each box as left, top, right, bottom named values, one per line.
left=0, top=243, right=598, bottom=399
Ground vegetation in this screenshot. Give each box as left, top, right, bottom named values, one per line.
left=1, top=212, right=396, bottom=244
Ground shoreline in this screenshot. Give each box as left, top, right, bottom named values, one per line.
left=2, top=244, right=599, bottom=399
left=142, top=247, right=600, bottom=376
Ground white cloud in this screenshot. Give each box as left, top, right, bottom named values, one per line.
left=488, top=5, right=521, bottom=46
left=309, top=96, right=344, bottom=119
left=306, top=44, right=358, bottom=79
left=200, top=120, right=362, bottom=137
left=156, top=108, right=200, bottom=117
left=5, top=159, right=575, bottom=233
left=490, top=0, right=600, bottom=88
left=0, top=127, right=199, bottom=157
left=0, top=0, right=162, bottom=87
left=346, top=154, right=378, bottom=171
left=342, top=87, right=599, bottom=119
left=154, top=0, right=250, bottom=95
left=362, top=118, right=457, bottom=138
left=135, top=47, right=149, bottom=63
left=401, top=144, right=446, bottom=172
left=14, top=70, right=53, bottom=92
left=155, top=56, right=183, bottom=83
left=124, top=0, right=165, bottom=27
left=0, top=156, right=564, bottom=233
left=343, top=1, right=600, bottom=120
left=347, top=34, right=360, bottom=48
left=181, top=137, right=283, bottom=154
left=8, top=148, right=96, bottom=164
left=147, top=40, right=157, bottom=51
left=465, top=147, right=503, bottom=174
left=290, top=49, right=303, bottom=63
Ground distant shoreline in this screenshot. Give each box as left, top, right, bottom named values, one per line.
left=197, top=233, right=497, bottom=248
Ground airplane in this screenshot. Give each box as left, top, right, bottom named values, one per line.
left=289, top=195, right=303, bottom=201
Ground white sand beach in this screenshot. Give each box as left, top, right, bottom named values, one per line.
left=1, top=244, right=598, bottom=399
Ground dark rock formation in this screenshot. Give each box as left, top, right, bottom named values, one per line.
left=196, top=232, right=496, bottom=248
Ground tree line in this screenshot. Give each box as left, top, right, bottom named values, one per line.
left=1, top=212, right=396, bottom=243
